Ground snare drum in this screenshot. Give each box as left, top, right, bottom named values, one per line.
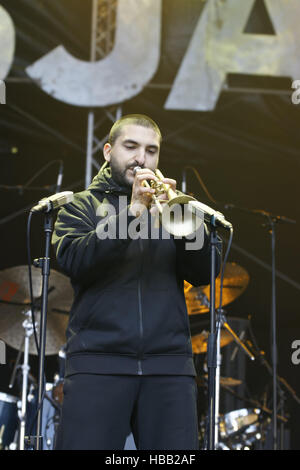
left=0, top=392, right=19, bottom=449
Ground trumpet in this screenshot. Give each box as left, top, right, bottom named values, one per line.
left=133, top=167, right=203, bottom=237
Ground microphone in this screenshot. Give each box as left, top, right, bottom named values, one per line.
left=189, top=200, right=233, bottom=230
left=55, top=161, right=64, bottom=193
left=181, top=168, right=186, bottom=193
left=30, top=191, right=74, bottom=213
left=0, top=146, right=18, bottom=157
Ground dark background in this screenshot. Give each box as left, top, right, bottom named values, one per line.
left=0, top=0, right=299, bottom=449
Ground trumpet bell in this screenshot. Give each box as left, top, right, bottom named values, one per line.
left=160, top=195, right=203, bottom=237
left=134, top=166, right=204, bottom=237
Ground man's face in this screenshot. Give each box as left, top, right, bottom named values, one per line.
left=103, top=124, right=160, bottom=188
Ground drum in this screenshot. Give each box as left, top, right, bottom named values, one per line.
left=219, top=408, right=262, bottom=450
left=0, top=392, right=19, bottom=449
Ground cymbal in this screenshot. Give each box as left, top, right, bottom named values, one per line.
left=0, top=265, right=73, bottom=355
left=191, top=329, right=233, bottom=354
left=184, top=262, right=250, bottom=315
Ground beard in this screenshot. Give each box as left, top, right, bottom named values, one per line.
left=109, top=155, right=139, bottom=189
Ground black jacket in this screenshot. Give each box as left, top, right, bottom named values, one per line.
left=52, top=166, right=222, bottom=377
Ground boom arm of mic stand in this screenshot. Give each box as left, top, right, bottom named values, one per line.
left=224, top=204, right=296, bottom=225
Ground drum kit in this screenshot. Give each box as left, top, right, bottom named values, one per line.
left=0, top=262, right=285, bottom=450
left=0, top=265, right=71, bottom=450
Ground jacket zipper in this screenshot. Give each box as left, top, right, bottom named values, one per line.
left=137, top=238, right=144, bottom=375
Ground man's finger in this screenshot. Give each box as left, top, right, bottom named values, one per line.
left=162, top=178, right=176, bottom=187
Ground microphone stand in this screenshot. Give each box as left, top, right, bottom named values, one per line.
left=182, top=173, right=236, bottom=450
left=181, top=173, right=228, bottom=450
left=224, top=204, right=296, bottom=450
left=27, top=212, right=62, bottom=450
left=26, top=163, right=65, bottom=450
left=28, top=211, right=54, bottom=450
left=188, top=212, right=237, bottom=450
left=206, top=219, right=218, bottom=450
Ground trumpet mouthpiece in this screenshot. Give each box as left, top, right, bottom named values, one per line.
left=133, top=166, right=142, bottom=174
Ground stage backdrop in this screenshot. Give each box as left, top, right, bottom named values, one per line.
left=0, top=0, right=299, bottom=449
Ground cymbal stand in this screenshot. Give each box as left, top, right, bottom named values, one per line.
left=214, top=309, right=255, bottom=448
left=14, top=310, right=36, bottom=450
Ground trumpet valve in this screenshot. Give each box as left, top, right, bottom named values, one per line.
left=151, top=180, right=165, bottom=196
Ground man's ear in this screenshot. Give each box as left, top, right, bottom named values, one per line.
left=103, top=143, right=112, bottom=163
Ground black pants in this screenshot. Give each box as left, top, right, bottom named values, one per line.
left=54, top=374, right=199, bottom=450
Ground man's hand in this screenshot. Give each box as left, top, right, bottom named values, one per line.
left=149, top=177, right=177, bottom=217
left=129, top=168, right=158, bottom=217
left=129, top=168, right=177, bottom=218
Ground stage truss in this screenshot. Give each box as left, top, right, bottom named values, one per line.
left=85, top=0, right=122, bottom=188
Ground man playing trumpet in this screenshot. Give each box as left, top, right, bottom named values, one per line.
left=52, top=114, right=221, bottom=450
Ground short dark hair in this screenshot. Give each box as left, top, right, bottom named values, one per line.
left=108, top=114, right=162, bottom=146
